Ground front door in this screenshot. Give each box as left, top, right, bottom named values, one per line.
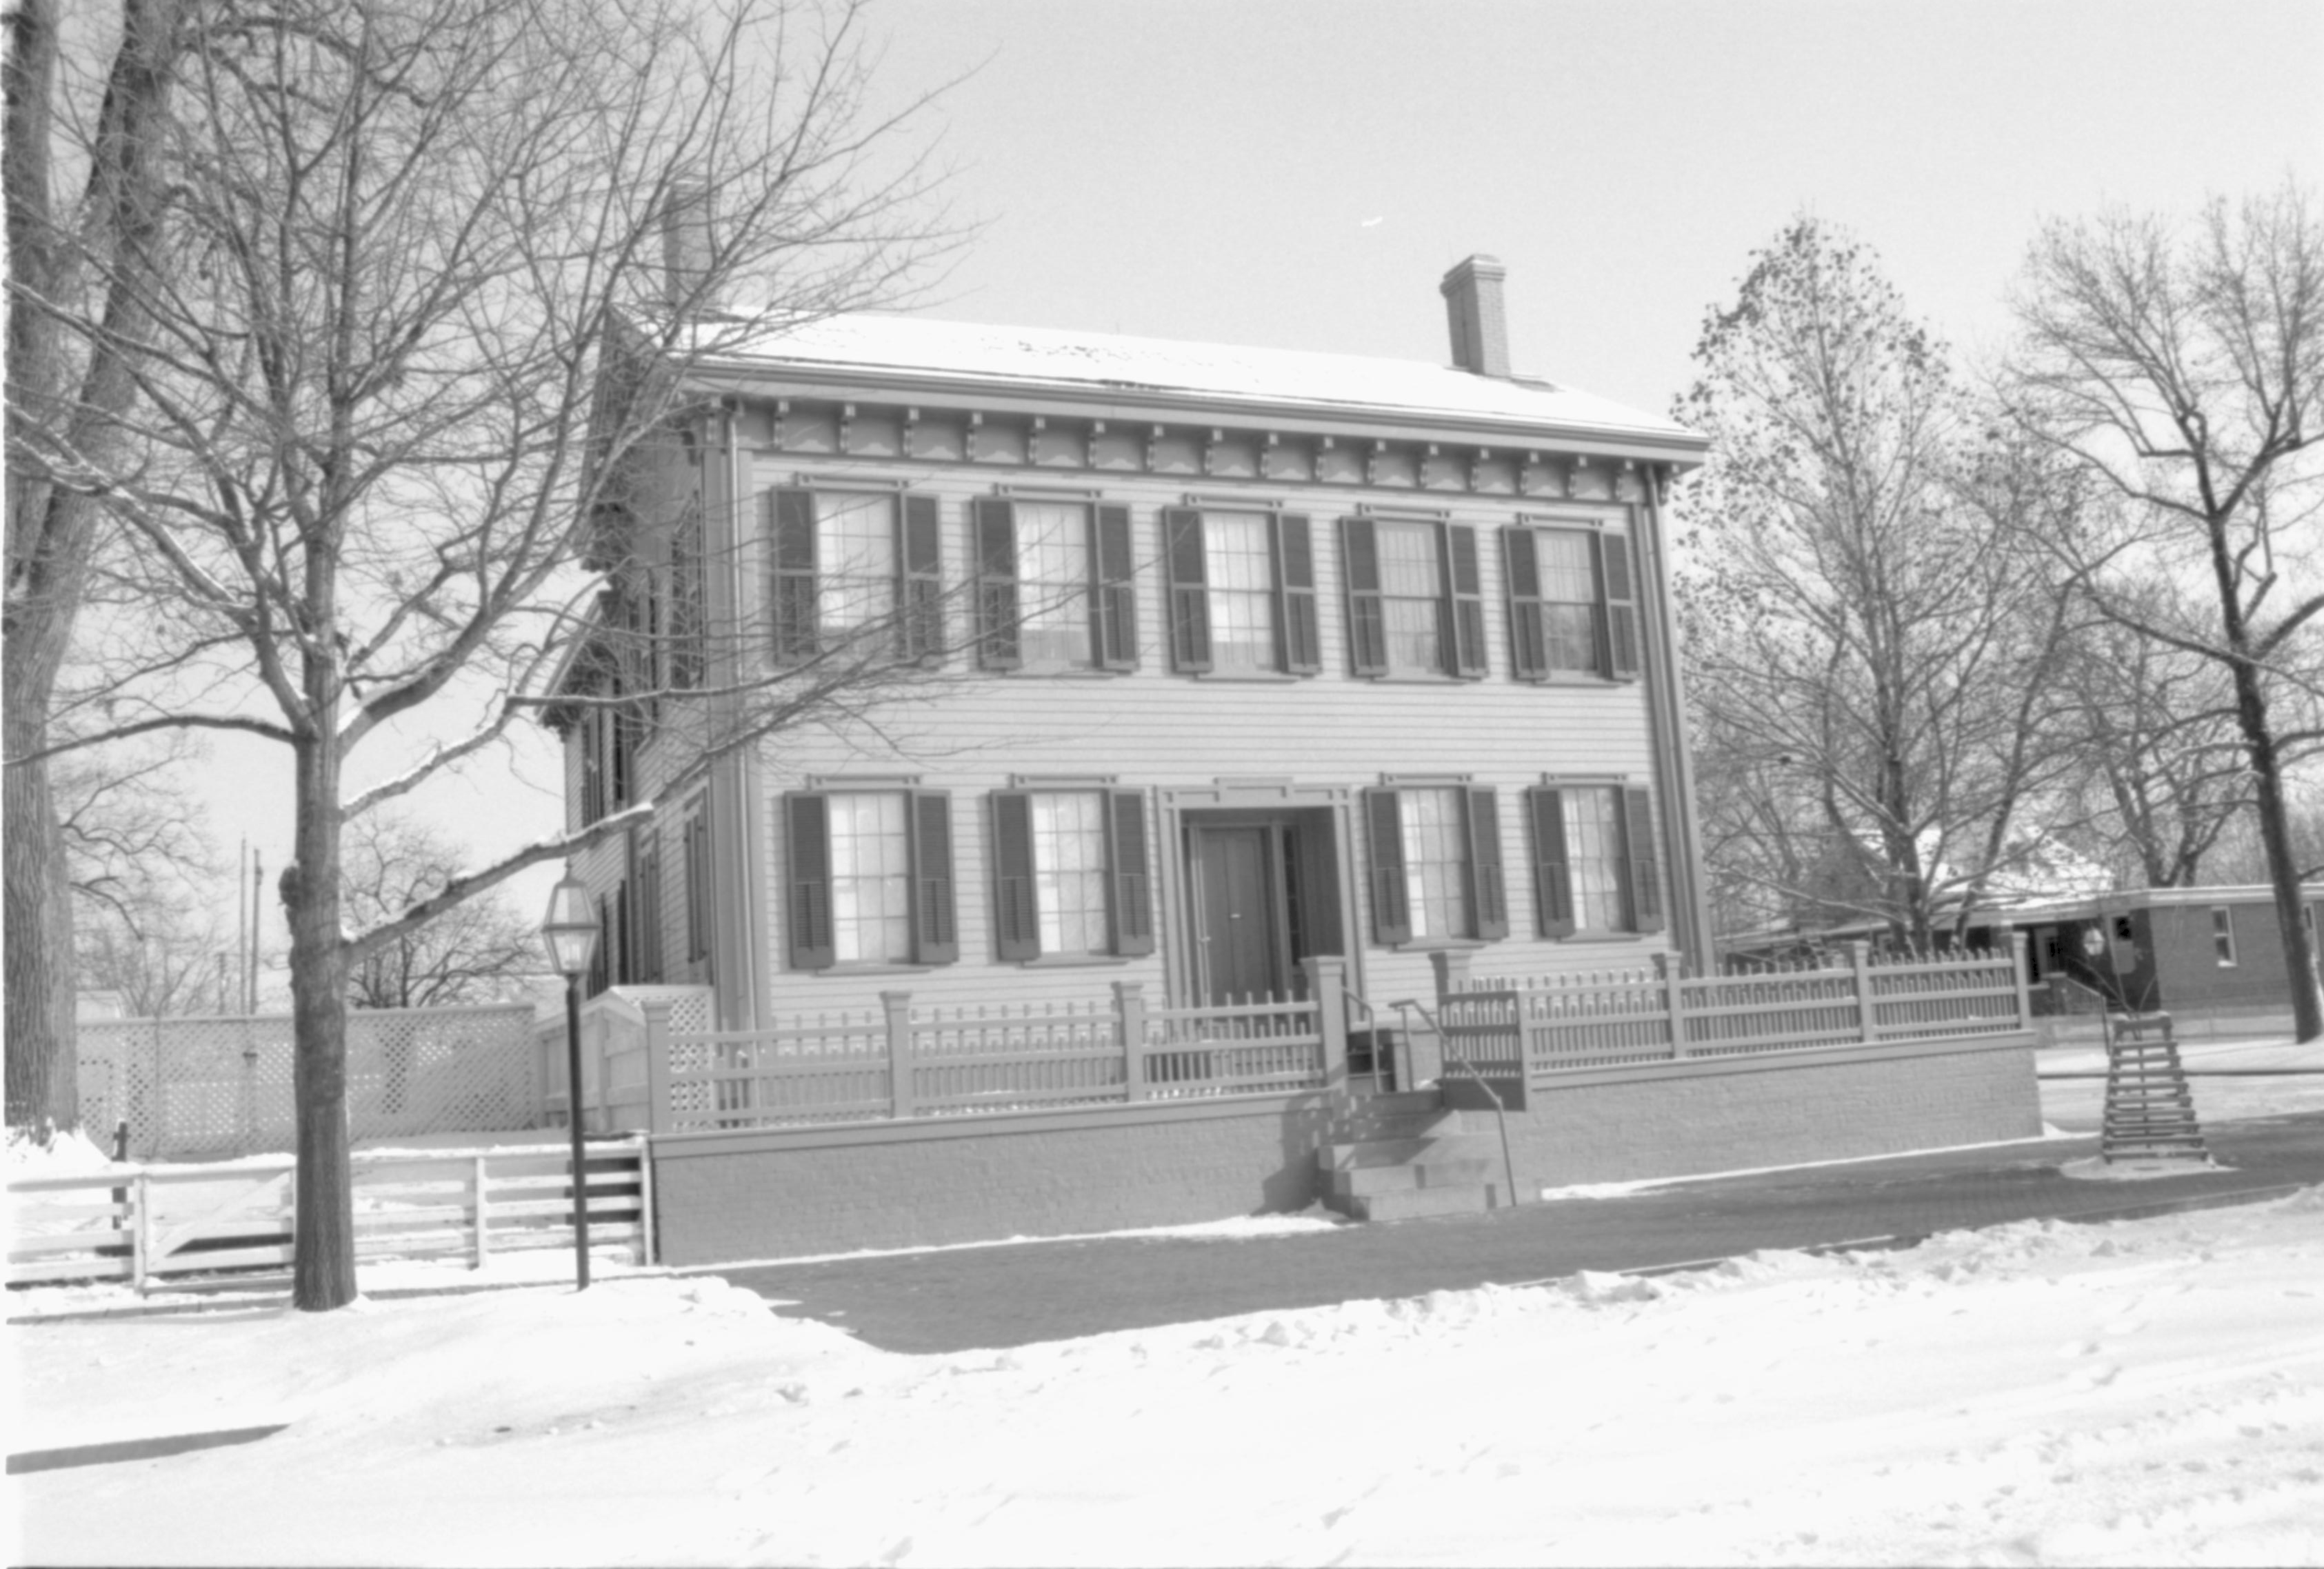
left=1190, top=826, right=1285, bottom=1003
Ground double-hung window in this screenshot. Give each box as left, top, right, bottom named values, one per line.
left=1505, top=523, right=1642, bottom=681
left=1341, top=517, right=1487, bottom=679
left=990, top=788, right=1154, bottom=960
left=767, top=488, right=944, bottom=664
left=1363, top=786, right=1506, bottom=944
left=783, top=789, right=957, bottom=970
left=1161, top=508, right=1321, bottom=674
left=1527, top=783, right=1664, bottom=937
left=972, top=497, right=1136, bottom=672
left=2212, top=907, right=2236, bottom=967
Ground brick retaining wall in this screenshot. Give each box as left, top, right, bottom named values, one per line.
left=650, top=1033, right=2039, bottom=1265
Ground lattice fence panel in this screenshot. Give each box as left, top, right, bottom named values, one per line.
left=80, top=1005, right=541, bottom=1160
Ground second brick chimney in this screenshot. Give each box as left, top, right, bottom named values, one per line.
left=1439, top=254, right=1510, bottom=378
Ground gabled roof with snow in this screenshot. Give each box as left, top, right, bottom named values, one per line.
left=683, top=312, right=1703, bottom=451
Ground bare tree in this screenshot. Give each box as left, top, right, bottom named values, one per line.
left=77, top=901, right=231, bottom=1017
left=2008, top=186, right=2324, bottom=1039
left=2052, top=597, right=2250, bottom=888
left=1676, top=219, right=2077, bottom=949
left=341, top=815, right=541, bottom=1010
left=10, top=0, right=958, bottom=1308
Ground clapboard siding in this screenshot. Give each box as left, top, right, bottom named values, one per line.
left=721, top=457, right=1670, bottom=1016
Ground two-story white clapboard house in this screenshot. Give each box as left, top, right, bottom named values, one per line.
left=549, top=254, right=2037, bottom=1262
left=561, top=256, right=1710, bottom=1019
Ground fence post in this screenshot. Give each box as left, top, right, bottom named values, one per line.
left=1851, top=941, right=1878, bottom=1043
left=1303, top=956, right=1349, bottom=1100
left=472, top=1153, right=491, bottom=1269
left=593, top=1005, right=613, bottom=1134
left=1114, top=981, right=1148, bottom=1102
left=641, top=997, right=675, bottom=1136
left=2008, top=931, right=2033, bottom=1032
left=882, top=991, right=915, bottom=1119
left=130, top=1170, right=150, bottom=1292
left=1655, top=952, right=1689, bottom=1060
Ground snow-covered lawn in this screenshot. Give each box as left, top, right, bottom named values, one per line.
left=9, top=1189, right=2323, bottom=1567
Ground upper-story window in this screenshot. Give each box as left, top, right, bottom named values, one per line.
left=767, top=488, right=943, bottom=666
left=1161, top=508, right=1321, bottom=676
left=972, top=498, right=1136, bottom=672
left=1505, top=523, right=1642, bottom=681
left=2212, top=906, right=2236, bottom=967
left=1341, top=518, right=1487, bottom=680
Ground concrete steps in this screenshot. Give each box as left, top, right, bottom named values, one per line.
left=1319, top=1090, right=1510, bottom=1221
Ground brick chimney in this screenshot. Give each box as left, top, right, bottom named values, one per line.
left=1439, top=254, right=1510, bottom=378
left=660, top=180, right=714, bottom=314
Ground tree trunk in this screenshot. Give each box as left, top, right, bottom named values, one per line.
left=287, top=726, right=358, bottom=1310
left=4, top=0, right=185, bottom=1132
left=2229, top=662, right=2324, bottom=1043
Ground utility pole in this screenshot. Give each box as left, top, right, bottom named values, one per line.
left=248, top=850, right=263, bottom=1013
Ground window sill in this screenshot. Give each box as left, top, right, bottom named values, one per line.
left=811, top=962, right=939, bottom=977
left=993, top=666, right=1129, bottom=679
left=1555, top=931, right=1645, bottom=944
left=1017, top=954, right=1134, bottom=969
left=1359, top=672, right=1478, bottom=686
left=1518, top=672, right=1625, bottom=687
left=1190, top=669, right=1303, bottom=683
left=1390, top=937, right=1490, bottom=953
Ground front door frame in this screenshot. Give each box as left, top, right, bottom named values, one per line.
left=1154, top=783, right=1361, bottom=1010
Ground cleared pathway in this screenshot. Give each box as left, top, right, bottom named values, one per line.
left=721, top=1110, right=2324, bottom=1355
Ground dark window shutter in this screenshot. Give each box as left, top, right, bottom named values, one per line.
left=579, top=713, right=604, bottom=826
left=908, top=790, right=958, bottom=964
left=1108, top=789, right=1155, bottom=956
left=1094, top=503, right=1139, bottom=671
left=612, top=877, right=631, bottom=986
left=783, top=792, right=835, bottom=970
left=1529, top=788, right=1576, bottom=938
left=1448, top=524, right=1488, bottom=679
left=1162, top=506, right=1212, bottom=672
left=684, top=811, right=710, bottom=963
left=670, top=506, right=705, bottom=689
left=902, top=494, right=944, bottom=663
left=769, top=488, right=818, bottom=665
left=1467, top=787, right=1508, bottom=941
left=1503, top=528, right=1548, bottom=681
left=1276, top=514, right=1321, bottom=674
left=1601, top=531, right=1641, bottom=680
left=1623, top=786, right=1665, bottom=933
left=1365, top=787, right=1411, bottom=946
left=992, top=790, right=1040, bottom=959
left=974, top=498, right=1021, bottom=670
left=1341, top=517, right=1388, bottom=677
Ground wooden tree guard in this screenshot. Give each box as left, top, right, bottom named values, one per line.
left=2101, top=1012, right=2210, bottom=1165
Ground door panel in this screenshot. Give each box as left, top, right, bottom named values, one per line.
left=1194, top=827, right=1281, bottom=1003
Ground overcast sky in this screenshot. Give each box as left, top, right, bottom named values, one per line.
left=198, top=0, right=2324, bottom=979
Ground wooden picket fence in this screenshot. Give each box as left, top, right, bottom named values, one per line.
left=6, top=1141, right=649, bottom=1290
left=588, top=980, right=1332, bottom=1136
left=1446, top=939, right=2030, bottom=1077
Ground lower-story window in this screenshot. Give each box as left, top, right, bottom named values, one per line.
left=992, top=788, right=1154, bottom=961
left=1364, top=785, right=1506, bottom=946
left=783, top=790, right=957, bottom=970
left=1528, top=783, right=1664, bottom=937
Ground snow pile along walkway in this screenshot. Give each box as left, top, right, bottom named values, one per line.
left=10, top=1191, right=2324, bottom=1566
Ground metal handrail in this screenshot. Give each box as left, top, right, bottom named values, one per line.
left=1392, top=997, right=1523, bottom=1210
left=1341, top=986, right=1399, bottom=1093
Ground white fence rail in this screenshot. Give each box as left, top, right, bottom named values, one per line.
left=79, top=1003, right=541, bottom=1161
left=7, top=1142, right=649, bottom=1290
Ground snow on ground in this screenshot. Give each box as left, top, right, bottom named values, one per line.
left=10, top=1191, right=2323, bottom=1567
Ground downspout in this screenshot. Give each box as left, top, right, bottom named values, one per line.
left=1636, top=463, right=1716, bottom=971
